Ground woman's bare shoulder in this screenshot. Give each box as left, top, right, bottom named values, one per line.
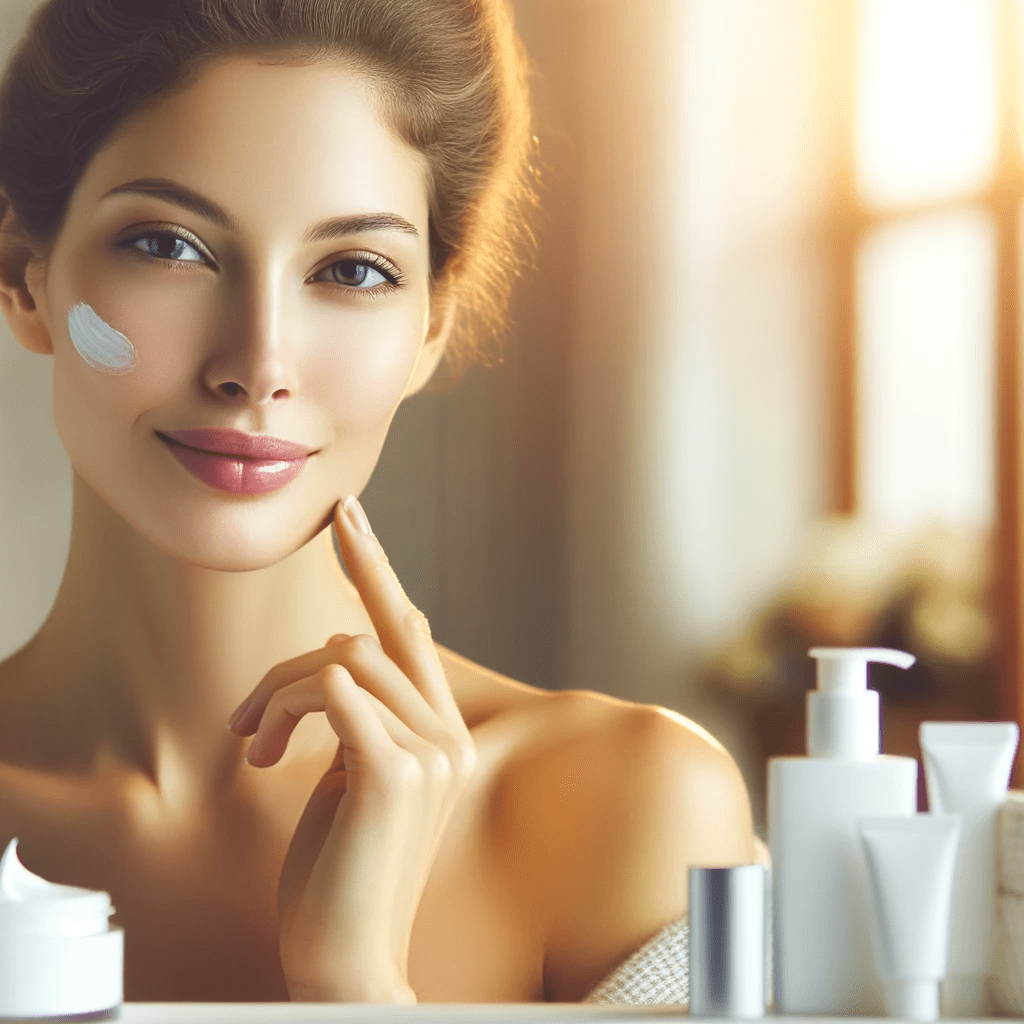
left=492, top=686, right=748, bottom=841
left=435, top=639, right=732, bottom=800
left=467, top=678, right=755, bottom=1003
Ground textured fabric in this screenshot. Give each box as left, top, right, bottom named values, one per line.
left=581, top=913, right=689, bottom=1005
left=995, top=791, right=1024, bottom=1015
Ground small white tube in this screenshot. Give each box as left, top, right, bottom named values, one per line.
left=858, top=814, right=961, bottom=1023
left=920, top=721, right=1019, bottom=1018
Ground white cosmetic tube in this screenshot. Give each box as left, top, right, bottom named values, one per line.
left=858, top=814, right=961, bottom=1023
left=920, top=721, right=1019, bottom=1017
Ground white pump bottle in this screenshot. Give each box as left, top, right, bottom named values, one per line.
left=767, top=647, right=919, bottom=1015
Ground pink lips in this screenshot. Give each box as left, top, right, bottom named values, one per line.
left=156, top=428, right=317, bottom=495
left=160, top=428, right=316, bottom=460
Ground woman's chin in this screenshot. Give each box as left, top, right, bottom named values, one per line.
left=119, top=505, right=328, bottom=572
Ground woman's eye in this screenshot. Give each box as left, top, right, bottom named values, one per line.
left=126, top=230, right=206, bottom=265
left=316, top=258, right=398, bottom=293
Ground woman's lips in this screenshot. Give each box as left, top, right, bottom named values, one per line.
left=159, top=427, right=316, bottom=460
left=157, top=433, right=311, bottom=495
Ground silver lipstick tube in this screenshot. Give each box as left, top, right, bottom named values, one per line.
left=689, top=864, right=767, bottom=1018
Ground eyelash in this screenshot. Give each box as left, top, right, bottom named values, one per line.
left=116, top=225, right=406, bottom=297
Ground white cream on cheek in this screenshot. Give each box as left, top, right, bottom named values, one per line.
left=66, top=302, right=137, bottom=374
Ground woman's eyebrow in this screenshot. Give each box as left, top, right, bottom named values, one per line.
left=98, top=177, right=420, bottom=242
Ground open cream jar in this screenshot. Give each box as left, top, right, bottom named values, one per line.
left=0, top=838, right=122, bottom=1020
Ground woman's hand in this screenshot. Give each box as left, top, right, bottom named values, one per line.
left=226, top=496, right=478, bottom=1003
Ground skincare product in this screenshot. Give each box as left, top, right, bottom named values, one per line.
left=920, top=721, right=1019, bottom=1018
left=0, top=837, right=123, bottom=1020
left=767, top=647, right=919, bottom=1015
left=688, top=865, right=766, bottom=1019
left=858, top=814, right=961, bottom=1023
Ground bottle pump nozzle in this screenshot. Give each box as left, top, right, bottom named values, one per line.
left=806, top=647, right=915, bottom=758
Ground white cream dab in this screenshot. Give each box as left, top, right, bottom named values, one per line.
left=66, top=301, right=137, bottom=374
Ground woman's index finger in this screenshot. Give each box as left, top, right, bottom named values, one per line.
left=334, top=497, right=453, bottom=708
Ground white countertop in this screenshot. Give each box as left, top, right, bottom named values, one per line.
left=120, top=1009, right=687, bottom=1022
left=6, top=1008, right=1003, bottom=1024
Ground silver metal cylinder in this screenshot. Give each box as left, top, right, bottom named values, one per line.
left=689, top=864, right=766, bottom=1018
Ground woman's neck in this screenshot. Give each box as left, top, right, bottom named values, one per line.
left=14, top=471, right=378, bottom=813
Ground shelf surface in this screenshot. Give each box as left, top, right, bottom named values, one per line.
left=0, top=1008, right=1008, bottom=1024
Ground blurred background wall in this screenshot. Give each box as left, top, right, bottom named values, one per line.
left=1, top=0, right=1020, bottom=834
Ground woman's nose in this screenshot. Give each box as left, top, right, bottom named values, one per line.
left=202, top=273, right=299, bottom=405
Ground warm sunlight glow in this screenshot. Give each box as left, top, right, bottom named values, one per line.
left=856, top=0, right=998, bottom=209
left=857, top=209, right=995, bottom=531
left=1017, top=0, right=1024, bottom=161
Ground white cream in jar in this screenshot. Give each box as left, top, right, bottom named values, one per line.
left=0, top=837, right=122, bottom=1020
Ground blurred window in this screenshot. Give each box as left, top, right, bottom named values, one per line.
left=856, top=0, right=998, bottom=209
left=852, top=0, right=1003, bottom=532
left=856, top=210, right=996, bottom=530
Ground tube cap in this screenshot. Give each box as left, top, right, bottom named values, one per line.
left=884, top=978, right=939, bottom=1022
left=688, top=865, right=766, bottom=1018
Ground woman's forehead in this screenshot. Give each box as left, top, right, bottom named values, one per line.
left=73, top=56, right=430, bottom=243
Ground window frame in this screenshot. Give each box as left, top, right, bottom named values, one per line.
left=832, top=0, right=1023, bottom=783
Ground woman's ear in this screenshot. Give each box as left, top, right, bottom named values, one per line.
left=0, top=201, right=53, bottom=356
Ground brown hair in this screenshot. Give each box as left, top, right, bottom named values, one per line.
left=0, top=0, right=546, bottom=391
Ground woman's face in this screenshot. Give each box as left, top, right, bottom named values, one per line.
left=21, top=56, right=443, bottom=570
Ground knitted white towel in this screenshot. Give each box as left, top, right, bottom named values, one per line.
left=581, top=914, right=690, bottom=1005
left=581, top=844, right=772, bottom=1007
left=994, top=790, right=1024, bottom=1014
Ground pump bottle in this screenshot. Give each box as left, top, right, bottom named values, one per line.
left=767, top=648, right=919, bottom=1015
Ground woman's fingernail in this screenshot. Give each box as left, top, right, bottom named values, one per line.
left=344, top=495, right=373, bottom=536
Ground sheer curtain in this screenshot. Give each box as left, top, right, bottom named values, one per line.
left=553, top=0, right=836, bottom=778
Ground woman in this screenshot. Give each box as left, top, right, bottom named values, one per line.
left=0, top=0, right=757, bottom=1005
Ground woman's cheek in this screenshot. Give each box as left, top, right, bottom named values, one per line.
left=62, top=298, right=195, bottom=405
left=312, top=320, right=424, bottom=427
left=56, top=301, right=139, bottom=432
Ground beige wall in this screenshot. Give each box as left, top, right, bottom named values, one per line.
left=0, top=1, right=76, bottom=667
